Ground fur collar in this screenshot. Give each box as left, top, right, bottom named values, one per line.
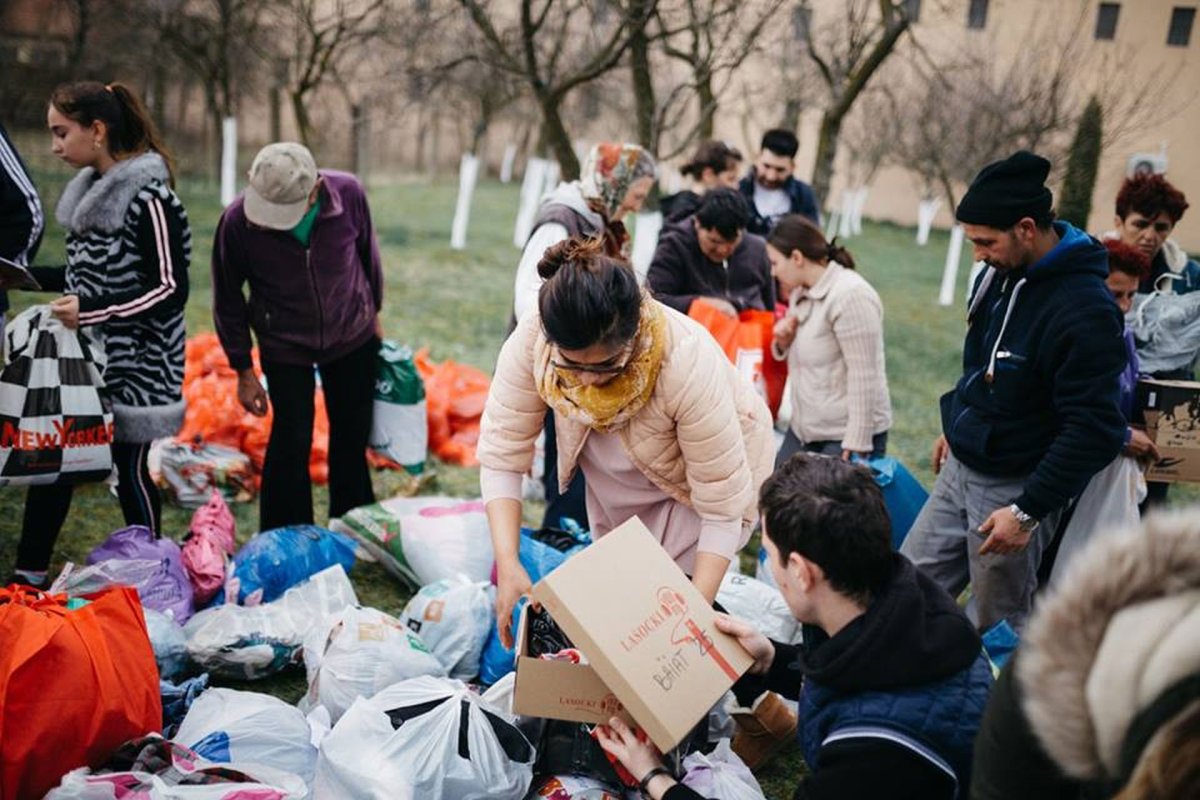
left=56, top=151, right=169, bottom=234
left=1017, top=510, right=1200, bottom=781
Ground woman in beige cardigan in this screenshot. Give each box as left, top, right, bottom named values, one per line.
left=478, top=237, right=774, bottom=649
left=767, top=215, right=892, bottom=467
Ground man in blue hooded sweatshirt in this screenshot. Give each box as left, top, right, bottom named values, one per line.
left=901, top=151, right=1127, bottom=633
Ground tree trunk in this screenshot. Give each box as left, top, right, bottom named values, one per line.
left=696, top=72, right=716, bottom=140
left=269, top=85, right=282, bottom=143
left=291, top=91, right=313, bottom=148
left=629, top=0, right=656, bottom=153
left=538, top=94, right=580, bottom=180
left=810, top=111, right=841, bottom=210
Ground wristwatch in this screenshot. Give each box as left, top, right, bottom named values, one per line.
left=1008, top=503, right=1039, bottom=532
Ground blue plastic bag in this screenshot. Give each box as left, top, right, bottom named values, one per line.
left=860, top=456, right=928, bottom=550
left=218, top=525, right=357, bottom=606
left=982, top=619, right=1020, bottom=674
left=478, top=525, right=590, bottom=685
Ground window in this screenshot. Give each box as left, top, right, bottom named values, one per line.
left=903, top=0, right=921, bottom=22
left=1095, top=3, right=1120, bottom=40
left=1168, top=6, right=1195, bottom=46
left=967, top=0, right=988, bottom=30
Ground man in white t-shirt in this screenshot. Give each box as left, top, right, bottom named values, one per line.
left=738, top=128, right=820, bottom=235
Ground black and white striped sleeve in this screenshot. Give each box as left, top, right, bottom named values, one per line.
left=77, top=191, right=190, bottom=325
left=0, top=124, right=44, bottom=266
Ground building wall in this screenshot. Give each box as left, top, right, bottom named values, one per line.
left=776, top=0, right=1200, bottom=249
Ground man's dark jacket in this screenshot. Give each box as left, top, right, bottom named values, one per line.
left=942, top=221, right=1127, bottom=520
left=738, top=171, right=820, bottom=234
left=667, top=555, right=992, bottom=800
left=646, top=219, right=774, bottom=314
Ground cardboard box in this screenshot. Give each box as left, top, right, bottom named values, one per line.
left=511, top=604, right=633, bottom=726
left=1137, top=379, right=1200, bottom=484
left=519, top=517, right=754, bottom=752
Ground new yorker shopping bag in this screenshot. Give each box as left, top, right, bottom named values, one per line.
left=687, top=302, right=786, bottom=418
left=0, top=305, right=113, bottom=486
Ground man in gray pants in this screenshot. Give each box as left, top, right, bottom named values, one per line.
left=901, top=151, right=1128, bottom=632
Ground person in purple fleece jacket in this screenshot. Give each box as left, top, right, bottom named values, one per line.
left=212, top=142, right=384, bottom=530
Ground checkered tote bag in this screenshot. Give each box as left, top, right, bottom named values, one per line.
left=0, top=304, right=113, bottom=485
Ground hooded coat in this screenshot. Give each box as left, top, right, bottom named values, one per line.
left=971, top=510, right=1200, bottom=799
left=941, top=221, right=1127, bottom=519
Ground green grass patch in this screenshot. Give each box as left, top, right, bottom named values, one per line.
left=2, top=169, right=1194, bottom=798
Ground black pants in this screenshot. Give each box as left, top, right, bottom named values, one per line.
left=541, top=410, right=590, bottom=530
left=775, top=428, right=889, bottom=470
left=18, top=441, right=160, bottom=572
left=259, top=337, right=378, bottom=531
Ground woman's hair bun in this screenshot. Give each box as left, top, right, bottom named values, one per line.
left=537, top=236, right=605, bottom=280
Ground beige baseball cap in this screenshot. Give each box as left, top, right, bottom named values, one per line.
left=244, top=142, right=319, bottom=229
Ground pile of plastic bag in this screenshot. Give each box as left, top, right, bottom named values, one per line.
left=175, top=333, right=330, bottom=485
left=414, top=348, right=490, bottom=466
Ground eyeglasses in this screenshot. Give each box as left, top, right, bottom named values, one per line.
left=550, top=342, right=634, bottom=375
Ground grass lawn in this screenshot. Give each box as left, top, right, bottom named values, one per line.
left=3, top=168, right=1195, bottom=799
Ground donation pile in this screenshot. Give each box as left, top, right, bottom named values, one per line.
left=11, top=494, right=795, bottom=799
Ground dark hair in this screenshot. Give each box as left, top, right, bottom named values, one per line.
left=695, top=188, right=750, bottom=240
left=767, top=214, right=857, bottom=270
left=1116, top=174, right=1189, bottom=223
left=680, top=140, right=743, bottom=179
left=760, top=128, right=799, bottom=159
left=50, top=81, right=176, bottom=186
left=1105, top=238, right=1151, bottom=281
left=759, top=453, right=893, bottom=604
left=537, top=237, right=641, bottom=350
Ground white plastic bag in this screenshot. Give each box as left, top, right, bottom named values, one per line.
left=313, top=676, right=534, bottom=800
left=680, top=739, right=766, bottom=799
left=329, top=496, right=493, bottom=588
left=173, top=688, right=318, bottom=787
left=300, top=605, right=446, bottom=723
left=400, top=500, right=495, bottom=585
left=143, top=607, right=190, bottom=680
left=369, top=341, right=428, bottom=473
left=45, top=735, right=308, bottom=799
left=400, top=576, right=495, bottom=679
left=1048, top=454, right=1145, bottom=586
left=717, top=572, right=803, bottom=645
left=184, top=564, right=358, bottom=679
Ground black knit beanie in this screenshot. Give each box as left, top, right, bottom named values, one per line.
left=956, top=151, right=1053, bottom=228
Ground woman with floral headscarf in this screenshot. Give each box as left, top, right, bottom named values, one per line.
left=510, top=142, right=657, bottom=530
left=511, top=142, right=657, bottom=323
left=481, top=237, right=774, bottom=648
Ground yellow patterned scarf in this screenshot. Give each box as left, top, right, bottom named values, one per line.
left=537, top=298, right=667, bottom=433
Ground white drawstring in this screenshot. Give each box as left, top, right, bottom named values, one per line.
left=967, top=266, right=996, bottom=322
left=985, top=277, right=1027, bottom=382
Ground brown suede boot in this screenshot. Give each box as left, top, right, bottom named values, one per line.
left=727, top=691, right=798, bottom=770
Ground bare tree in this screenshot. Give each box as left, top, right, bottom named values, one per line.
left=639, top=0, right=786, bottom=158
left=799, top=0, right=912, bottom=206
left=280, top=0, right=390, bottom=147
left=154, top=0, right=277, bottom=177
left=886, top=13, right=1191, bottom=214
left=456, top=0, right=658, bottom=179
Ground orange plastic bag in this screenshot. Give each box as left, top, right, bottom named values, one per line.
left=177, top=333, right=329, bottom=484
left=0, top=585, right=161, bottom=800
left=687, top=301, right=787, bottom=418
left=414, top=349, right=491, bottom=466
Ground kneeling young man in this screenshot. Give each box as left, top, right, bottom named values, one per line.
left=598, top=454, right=992, bottom=799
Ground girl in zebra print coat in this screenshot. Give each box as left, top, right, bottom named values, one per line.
left=12, top=82, right=189, bottom=586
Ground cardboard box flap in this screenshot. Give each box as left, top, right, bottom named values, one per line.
left=512, top=604, right=631, bottom=725
left=531, top=517, right=753, bottom=751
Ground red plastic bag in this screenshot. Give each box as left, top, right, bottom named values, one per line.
left=0, top=585, right=162, bottom=800
left=687, top=302, right=787, bottom=418
left=414, top=349, right=491, bottom=466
